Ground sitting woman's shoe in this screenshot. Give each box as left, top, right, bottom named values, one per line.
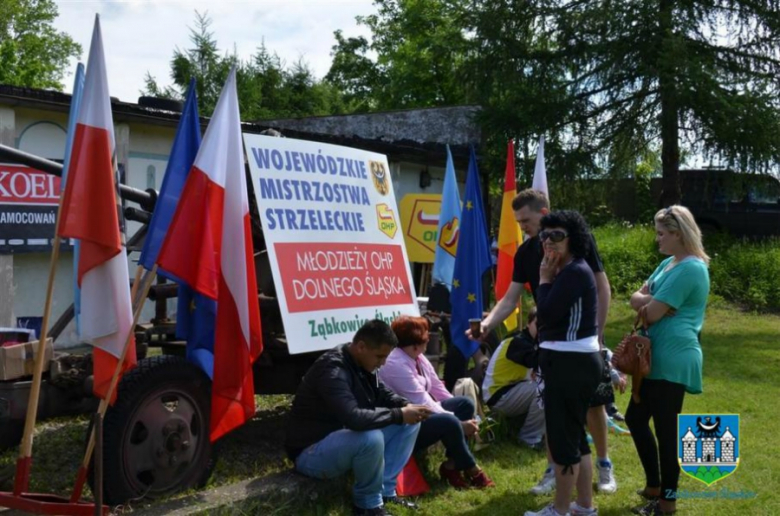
left=467, top=468, right=496, bottom=489
left=439, top=462, right=470, bottom=489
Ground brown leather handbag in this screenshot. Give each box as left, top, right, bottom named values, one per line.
left=611, top=306, right=652, bottom=403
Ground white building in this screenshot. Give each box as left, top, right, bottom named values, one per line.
left=0, top=84, right=479, bottom=347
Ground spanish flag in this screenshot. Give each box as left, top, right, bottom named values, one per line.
left=495, top=140, right=523, bottom=330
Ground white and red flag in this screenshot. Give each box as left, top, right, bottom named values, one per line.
left=157, top=68, right=262, bottom=441
left=57, top=16, right=135, bottom=402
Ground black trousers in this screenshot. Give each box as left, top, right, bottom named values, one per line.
left=539, top=348, right=603, bottom=470
left=625, top=378, right=686, bottom=501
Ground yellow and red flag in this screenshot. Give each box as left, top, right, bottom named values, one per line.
left=495, top=140, right=523, bottom=330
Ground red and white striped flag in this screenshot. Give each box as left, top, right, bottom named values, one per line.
left=157, top=68, right=262, bottom=441
left=57, top=16, right=135, bottom=402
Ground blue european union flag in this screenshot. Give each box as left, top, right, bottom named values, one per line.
left=176, top=288, right=216, bottom=379
left=432, top=144, right=461, bottom=289
left=137, top=80, right=216, bottom=379
left=450, top=147, right=492, bottom=358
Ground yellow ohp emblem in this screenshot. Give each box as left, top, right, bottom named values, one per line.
left=370, top=160, right=390, bottom=195
left=438, top=216, right=460, bottom=257
left=376, top=203, right=398, bottom=239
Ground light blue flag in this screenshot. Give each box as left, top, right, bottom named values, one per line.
left=432, top=145, right=462, bottom=289
left=449, top=146, right=492, bottom=358
left=61, top=63, right=85, bottom=334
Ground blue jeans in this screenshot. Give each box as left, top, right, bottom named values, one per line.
left=295, top=423, right=420, bottom=510
left=414, top=396, right=477, bottom=470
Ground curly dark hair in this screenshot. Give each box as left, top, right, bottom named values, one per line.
left=539, top=210, right=592, bottom=259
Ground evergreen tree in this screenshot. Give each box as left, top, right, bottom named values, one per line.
left=143, top=11, right=348, bottom=120
left=528, top=0, right=780, bottom=203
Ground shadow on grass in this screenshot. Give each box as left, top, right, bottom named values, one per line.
left=0, top=418, right=88, bottom=495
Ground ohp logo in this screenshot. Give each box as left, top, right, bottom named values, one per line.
left=376, top=203, right=398, bottom=239
left=437, top=215, right=459, bottom=257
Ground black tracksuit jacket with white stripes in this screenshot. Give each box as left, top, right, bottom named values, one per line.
left=536, top=258, right=598, bottom=343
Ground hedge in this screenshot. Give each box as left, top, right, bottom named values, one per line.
left=593, top=223, right=780, bottom=312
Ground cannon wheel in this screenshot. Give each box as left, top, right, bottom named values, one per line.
left=93, top=355, right=216, bottom=504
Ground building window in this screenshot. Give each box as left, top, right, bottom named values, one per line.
left=146, top=165, right=156, bottom=189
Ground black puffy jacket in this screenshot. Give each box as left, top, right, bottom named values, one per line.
left=285, top=344, right=409, bottom=460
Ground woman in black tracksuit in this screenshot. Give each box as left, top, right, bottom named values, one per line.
left=524, top=210, right=604, bottom=516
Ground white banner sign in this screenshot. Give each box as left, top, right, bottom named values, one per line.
left=243, top=134, right=419, bottom=354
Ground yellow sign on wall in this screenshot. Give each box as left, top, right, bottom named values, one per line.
left=399, top=194, right=442, bottom=263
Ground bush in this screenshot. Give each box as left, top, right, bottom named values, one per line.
left=593, top=223, right=659, bottom=294
left=593, top=224, right=780, bottom=312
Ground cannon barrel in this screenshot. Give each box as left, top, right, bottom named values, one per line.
left=147, top=283, right=179, bottom=301
left=0, top=144, right=157, bottom=211
left=124, top=206, right=152, bottom=224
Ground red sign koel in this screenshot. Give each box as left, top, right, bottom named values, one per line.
left=0, top=165, right=61, bottom=205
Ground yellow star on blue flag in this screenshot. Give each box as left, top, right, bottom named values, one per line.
left=449, top=146, right=492, bottom=358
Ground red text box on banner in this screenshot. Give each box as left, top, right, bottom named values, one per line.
left=275, top=242, right=414, bottom=313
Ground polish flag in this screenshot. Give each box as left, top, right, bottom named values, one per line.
left=157, top=69, right=262, bottom=442
left=57, top=16, right=135, bottom=402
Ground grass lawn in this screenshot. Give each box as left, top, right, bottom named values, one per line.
left=2, top=298, right=778, bottom=515
left=219, top=297, right=780, bottom=515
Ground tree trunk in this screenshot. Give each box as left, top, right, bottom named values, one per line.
left=660, top=86, right=680, bottom=207
left=658, top=0, right=681, bottom=207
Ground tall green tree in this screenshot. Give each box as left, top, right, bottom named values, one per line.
left=326, top=0, right=476, bottom=111
left=328, top=0, right=780, bottom=206
left=526, top=0, right=780, bottom=204
left=144, top=11, right=348, bottom=120
left=0, top=0, right=81, bottom=90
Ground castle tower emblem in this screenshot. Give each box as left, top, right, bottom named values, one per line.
left=678, top=414, right=740, bottom=486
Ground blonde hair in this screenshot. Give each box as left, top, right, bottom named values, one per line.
left=654, top=205, right=710, bottom=265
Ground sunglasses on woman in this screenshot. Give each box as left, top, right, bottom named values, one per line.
left=539, top=229, right=568, bottom=243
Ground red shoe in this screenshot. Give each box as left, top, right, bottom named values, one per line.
left=439, top=463, right=470, bottom=489
left=467, top=469, right=496, bottom=489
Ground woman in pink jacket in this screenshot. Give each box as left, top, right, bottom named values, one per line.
left=379, top=315, right=494, bottom=489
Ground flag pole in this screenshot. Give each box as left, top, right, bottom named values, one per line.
left=71, top=264, right=157, bottom=502
left=13, top=201, right=65, bottom=495
left=129, top=263, right=144, bottom=304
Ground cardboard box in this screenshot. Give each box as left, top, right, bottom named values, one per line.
left=0, top=338, right=54, bottom=381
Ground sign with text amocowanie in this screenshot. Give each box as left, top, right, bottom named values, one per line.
left=244, top=134, right=419, bottom=354
left=0, top=164, right=73, bottom=254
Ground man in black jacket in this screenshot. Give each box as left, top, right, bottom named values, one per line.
left=286, top=319, right=432, bottom=516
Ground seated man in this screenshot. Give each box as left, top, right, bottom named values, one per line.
left=285, top=319, right=431, bottom=516
left=482, top=308, right=545, bottom=449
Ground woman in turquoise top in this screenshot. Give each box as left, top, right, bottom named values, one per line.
left=627, top=205, right=710, bottom=516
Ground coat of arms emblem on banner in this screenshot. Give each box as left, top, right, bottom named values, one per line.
left=678, top=414, right=740, bottom=486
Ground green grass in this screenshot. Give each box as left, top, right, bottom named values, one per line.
left=3, top=301, right=778, bottom=515
left=225, top=299, right=780, bottom=515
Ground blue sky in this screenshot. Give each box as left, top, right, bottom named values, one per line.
left=54, top=0, right=377, bottom=103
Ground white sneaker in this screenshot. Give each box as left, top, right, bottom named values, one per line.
left=530, top=467, right=556, bottom=495
left=524, top=504, right=570, bottom=516
left=596, top=460, right=617, bottom=494
left=570, top=501, right=599, bottom=515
